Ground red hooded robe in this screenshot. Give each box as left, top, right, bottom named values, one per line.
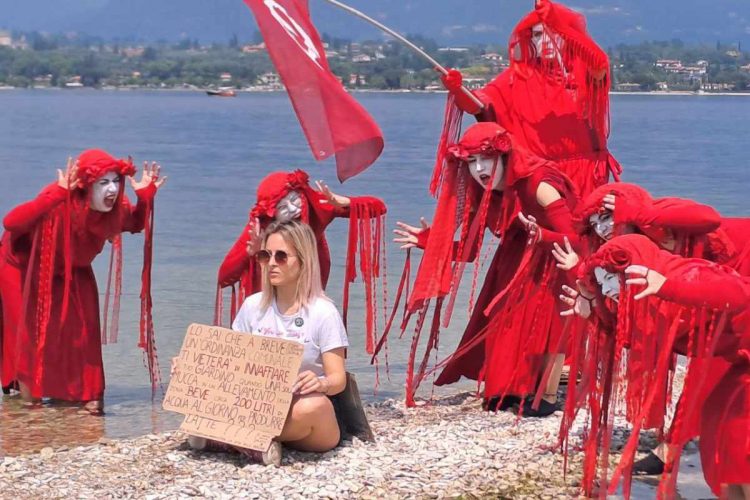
left=570, top=234, right=750, bottom=497
left=450, top=0, right=620, bottom=198
left=572, top=182, right=750, bottom=266
left=0, top=149, right=157, bottom=400
left=400, top=122, right=579, bottom=404
left=215, top=170, right=387, bottom=353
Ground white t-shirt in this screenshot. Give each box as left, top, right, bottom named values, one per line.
left=231, top=293, right=348, bottom=377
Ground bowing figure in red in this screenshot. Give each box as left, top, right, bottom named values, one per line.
left=394, top=121, right=579, bottom=415
left=565, top=234, right=750, bottom=498
left=0, top=150, right=165, bottom=414
left=552, top=182, right=750, bottom=474
left=216, top=169, right=387, bottom=353
left=572, top=182, right=750, bottom=265
left=440, top=0, right=620, bottom=198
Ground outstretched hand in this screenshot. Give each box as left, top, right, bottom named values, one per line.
left=551, top=236, right=579, bottom=271
left=393, top=218, right=429, bottom=249
left=129, top=161, right=167, bottom=191
left=57, top=157, right=80, bottom=190
left=315, top=180, right=350, bottom=208
left=625, top=265, right=666, bottom=300
left=518, top=213, right=541, bottom=245
left=559, top=281, right=593, bottom=319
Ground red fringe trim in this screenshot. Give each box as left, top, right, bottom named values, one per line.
left=138, top=199, right=161, bottom=395
left=342, top=199, right=387, bottom=356
left=101, top=235, right=123, bottom=344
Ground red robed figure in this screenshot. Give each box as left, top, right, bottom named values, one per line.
left=243, top=0, right=384, bottom=181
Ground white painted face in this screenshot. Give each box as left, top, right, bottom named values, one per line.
left=275, top=190, right=303, bottom=222
left=589, top=211, right=615, bottom=241
left=467, top=154, right=505, bottom=191
left=89, top=171, right=121, bottom=212
left=594, top=267, right=620, bottom=302
left=531, top=23, right=560, bottom=60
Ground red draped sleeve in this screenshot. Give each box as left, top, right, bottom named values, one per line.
left=217, top=224, right=252, bottom=288
left=121, top=184, right=156, bottom=234
left=658, top=264, right=750, bottom=312
left=3, top=183, right=67, bottom=234
left=616, top=197, right=721, bottom=235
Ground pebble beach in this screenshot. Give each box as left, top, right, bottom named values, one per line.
left=4, top=387, right=713, bottom=500
left=1, top=392, right=587, bottom=499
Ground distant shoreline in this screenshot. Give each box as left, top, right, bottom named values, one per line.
left=2, top=86, right=750, bottom=97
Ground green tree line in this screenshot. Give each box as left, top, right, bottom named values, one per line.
left=0, top=32, right=747, bottom=91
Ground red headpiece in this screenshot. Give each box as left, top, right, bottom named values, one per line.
left=508, top=0, right=611, bottom=141
left=578, top=233, right=679, bottom=291
left=250, top=169, right=312, bottom=221
left=445, top=122, right=512, bottom=161
left=76, top=149, right=136, bottom=187
left=573, top=183, right=653, bottom=236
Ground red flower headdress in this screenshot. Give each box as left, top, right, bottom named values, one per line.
left=573, top=183, right=652, bottom=237
left=445, top=123, right=512, bottom=161
left=250, top=170, right=312, bottom=221
left=76, top=149, right=136, bottom=186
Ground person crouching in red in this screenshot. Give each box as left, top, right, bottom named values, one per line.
left=0, top=150, right=165, bottom=414
left=565, top=234, right=750, bottom=498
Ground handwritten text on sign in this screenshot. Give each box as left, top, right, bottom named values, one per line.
left=163, top=323, right=304, bottom=451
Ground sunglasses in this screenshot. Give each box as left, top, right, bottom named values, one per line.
left=255, top=249, right=296, bottom=265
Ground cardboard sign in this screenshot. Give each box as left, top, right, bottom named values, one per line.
left=163, top=323, right=304, bottom=451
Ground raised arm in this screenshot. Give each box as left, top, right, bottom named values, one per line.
left=627, top=263, right=750, bottom=312
left=314, top=180, right=387, bottom=221
left=3, top=160, right=79, bottom=233
left=3, top=183, right=68, bottom=234
left=218, top=223, right=254, bottom=288
left=615, top=197, right=721, bottom=235
left=122, top=162, right=166, bottom=233
left=120, top=185, right=156, bottom=234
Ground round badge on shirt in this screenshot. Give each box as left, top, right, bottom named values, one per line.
left=294, top=317, right=304, bottom=327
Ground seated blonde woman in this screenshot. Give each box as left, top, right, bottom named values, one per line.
left=189, top=220, right=347, bottom=464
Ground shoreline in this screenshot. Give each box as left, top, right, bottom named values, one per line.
left=0, top=392, right=583, bottom=499
left=0, top=389, right=712, bottom=499
left=2, top=86, right=750, bottom=97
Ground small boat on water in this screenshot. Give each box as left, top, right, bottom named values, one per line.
left=206, top=87, right=236, bottom=97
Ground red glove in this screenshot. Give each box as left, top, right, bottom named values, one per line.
left=441, top=69, right=463, bottom=93
left=440, top=69, right=484, bottom=115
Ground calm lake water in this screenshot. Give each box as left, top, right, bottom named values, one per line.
left=0, top=90, right=748, bottom=454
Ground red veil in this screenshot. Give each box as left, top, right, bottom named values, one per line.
left=507, top=0, right=611, bottom=142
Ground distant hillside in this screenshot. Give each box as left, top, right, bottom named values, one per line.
left=2, top=0, right=749, bottom=47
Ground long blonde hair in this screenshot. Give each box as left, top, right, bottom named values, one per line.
left=259, top=220, right=325, bottom=312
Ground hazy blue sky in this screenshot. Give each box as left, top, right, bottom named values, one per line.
left=2, top=1, right=749, bottom=46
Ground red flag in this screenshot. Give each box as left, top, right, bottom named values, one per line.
left=243, top=0, right=384, bottom=181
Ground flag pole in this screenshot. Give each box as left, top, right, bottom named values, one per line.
left=319, top=0, right=485, bottom=109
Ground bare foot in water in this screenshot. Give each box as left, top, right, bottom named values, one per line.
left=82, top=400, right=104, bottom=416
